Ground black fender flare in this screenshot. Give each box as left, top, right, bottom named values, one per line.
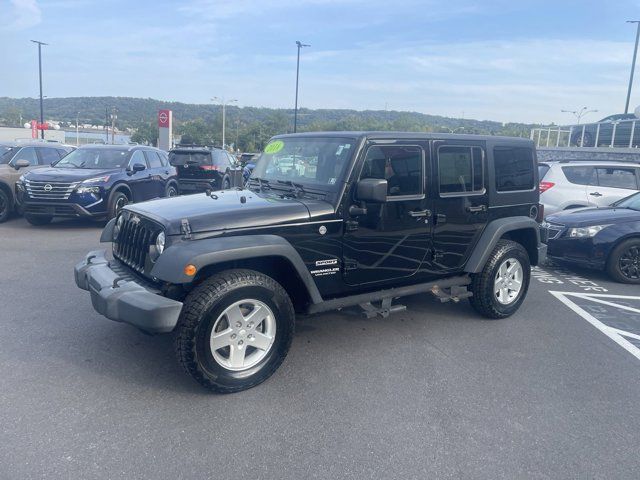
left=150, top=234, right=323, bottom=304
left=464, top=216, right=542, bottom=273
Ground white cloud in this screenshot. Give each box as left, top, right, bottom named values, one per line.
left=0, top=0, right=42, bottom=30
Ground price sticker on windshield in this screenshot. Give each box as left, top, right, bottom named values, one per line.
left=264, top=140, right=284, bottom=154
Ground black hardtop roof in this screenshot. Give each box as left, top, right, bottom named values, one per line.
left=273, top=131, right=534, bottom=145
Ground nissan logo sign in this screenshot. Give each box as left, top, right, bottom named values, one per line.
left=44, top=184, right=53, bottom=192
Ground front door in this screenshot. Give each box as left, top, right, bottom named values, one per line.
left=127, top=150, right=154, bottom=201
left=431, top=141, right=488, bottom=272
left=342, top=142, right=432, bottom=286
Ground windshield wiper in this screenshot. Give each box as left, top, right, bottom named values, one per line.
left=250, top=177, right=271, bottom=192
left=276, top=179, right=306, bottom=198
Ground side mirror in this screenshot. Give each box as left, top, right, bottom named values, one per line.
left=131, top=163, right=146, bottom=173
left=14, top=159, right=31, bottom=170
left=356, top=178, right=387, bottom=203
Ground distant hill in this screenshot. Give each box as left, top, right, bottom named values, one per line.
left=0, top=96, right=537, bottom=151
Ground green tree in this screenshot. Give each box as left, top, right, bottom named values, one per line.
left=130, top=121, right=158, bottom=146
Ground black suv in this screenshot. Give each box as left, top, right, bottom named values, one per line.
left=168, top=146, right=237, bottom=192
left=75, top=132, right=546, bottom=393
left=16, top=144, right=178, bottom=224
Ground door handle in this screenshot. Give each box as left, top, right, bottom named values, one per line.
left=409, top=209, right=431, bottom=217
left=589, top=192, right=602, bottom=197
left=466, top=205, right=487, bottom=213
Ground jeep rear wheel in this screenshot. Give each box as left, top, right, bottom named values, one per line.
left=469, top=240, right=531, bottom=319
left=174, top=269, right=295, bottom=393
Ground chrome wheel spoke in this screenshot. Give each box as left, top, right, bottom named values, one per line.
left=210, top=328, right=234, bottom=351
left=225, top=305, right=245, bottom=327
left=228, top=344, right=246, bottom=368
left=244, top=304, right=268, bottom=328
left=250, top=331, right=273, bottom=351
left=494, top=258, right=524, bottom=305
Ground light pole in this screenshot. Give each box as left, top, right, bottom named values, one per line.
left=561, top=107, right=598, bottom=124
left=625, top=20, right=640, bottom=114
left=212, top=97, right=237, bottom=149
left=110, top=107, right=117, bottom=144
left=294, top=41, right=310, bottom=133
left=76, top=111, right=80, bottom=146
left=30, top=40, right=47, bottom=139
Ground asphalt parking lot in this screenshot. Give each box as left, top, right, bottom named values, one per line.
left=1, top=216, right=640, bottom=480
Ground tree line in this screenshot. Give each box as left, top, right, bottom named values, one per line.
left=0, top=96, right=536, bottom=152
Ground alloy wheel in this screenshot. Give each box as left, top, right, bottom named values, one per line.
left=209, top=299, right=276, bottom=371
left=494, top=258, right=524, bottom=305
left=619, top=246, right=640, bottom=280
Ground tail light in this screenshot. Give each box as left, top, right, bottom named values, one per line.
left=539, top=181, right=555, bottom=194
left=201, top=165, right=219, bottom=171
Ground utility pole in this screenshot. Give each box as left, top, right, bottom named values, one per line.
left=105, top=107, right=109, bottom=143
left=76, top=111, right=80, bottom=146
left=625, top=20, right=640, bottom=114
left=30, top=40, right=47, bottom=139
left=212, top=97, right=237, bottom=149
left=294, top=41, right=310, bottom=133
left=110, top=107, right=117, bottom=144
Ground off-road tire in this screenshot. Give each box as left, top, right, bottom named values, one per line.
left=606, top=238, right=640, bottom=284
left=174, top=269, right=295, bottom=393
left=24, top=214, right=52, bottom=226
left=107, top=191, right=129, bottom=220
left=469, top=239, right=531, bottom=319
left=0, top=189, right=11, bottom=223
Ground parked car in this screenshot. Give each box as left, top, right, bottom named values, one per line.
left=0, top=141, right=74, bottom=223
left=168, top=146, right=237, bottom=192
left=75, top=132, right=545, bottom=393
left=539, top=161, right=640, bottom=216
left=15, top=144, right=178, bottom=225
left=571, top=113, right=639, bottom=147
left=542, top=192, right=640, bottom=283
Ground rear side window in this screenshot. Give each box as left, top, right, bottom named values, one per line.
left=145, top=151, right=163, bottom=168
left=437, top=145, right=484, bottom=195
left=38, top=147, right=61, bottom=165
left=596, top=167, right=639, bottom=189
left=562, top=166, right=596, bottom=185
left=538, top=164, right=550, bottom=180
left=493, top=146, right=534, bottom=192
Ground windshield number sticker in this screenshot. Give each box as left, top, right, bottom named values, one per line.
left=264, top=140, right=284, bottom=154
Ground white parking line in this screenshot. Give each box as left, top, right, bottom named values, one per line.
left=550, top=291, right=640, bottom=362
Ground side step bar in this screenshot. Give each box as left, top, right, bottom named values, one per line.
left=307, top=275, right=472, bottom=316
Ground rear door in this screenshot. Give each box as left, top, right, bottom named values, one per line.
left=431, top=141, right=488, bottom=271
left=144, top=150, right=166, bottom=198
left=587, top=166, right=640, bottom=206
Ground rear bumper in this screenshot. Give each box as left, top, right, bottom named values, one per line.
left=74, top=250, right=183, bottom=334
left=177, top=178, right=218, bottom=192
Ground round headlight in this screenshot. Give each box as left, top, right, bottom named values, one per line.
left=113, top=214, right=124, bottom=240
left=155, top=231, right=165, bottom=255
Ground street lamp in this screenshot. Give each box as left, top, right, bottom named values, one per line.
left=212, top=97, right=237, bottom=149
left=561, top=107, right=598, bottom=124
left=76, top=111, right=80, bottom=146
left=625, top=20, right=640, bottom=114
left=294, top=41, right=310, bottom=133
left=30, top=40, right=48, bottom=139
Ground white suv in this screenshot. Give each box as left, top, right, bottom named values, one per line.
left=539, top=161, right=640, bottom=216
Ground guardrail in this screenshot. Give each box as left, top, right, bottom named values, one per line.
left=531, top=119, right=640, bottom=149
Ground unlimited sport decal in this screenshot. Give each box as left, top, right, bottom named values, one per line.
left=310, top=259, right=339, bottom=277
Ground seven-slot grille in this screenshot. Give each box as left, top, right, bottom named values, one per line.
left=24, top=180, right=78, bottom=200
left=113, top=214, right=160, bottom=273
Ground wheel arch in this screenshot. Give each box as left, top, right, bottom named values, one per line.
left=108, top=182, right=133, bottom=203
left=150, top=234, right=323, bottom=307
left=465, top=216, right=542, bottom=273
left=605, top=232, right=640, bottom=265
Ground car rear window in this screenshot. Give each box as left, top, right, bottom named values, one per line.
left=538, top=164, right=550, bottom=180
left=168, top=151, right=212, bottom=166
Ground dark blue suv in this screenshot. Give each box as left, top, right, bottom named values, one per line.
left=16, top=145, right=178, bottom=225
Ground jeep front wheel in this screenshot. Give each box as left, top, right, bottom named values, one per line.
left=174, top=269, right=295, bottom=393
left=469, top=239, right=531, bottom=319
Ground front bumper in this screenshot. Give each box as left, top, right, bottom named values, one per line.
left=74, top=250, right=183, bottom=334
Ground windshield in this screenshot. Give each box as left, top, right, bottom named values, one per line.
left=250, top=137, right=356, bottom=190
left=612, top=192, right=640, bottom=211
left=0, top=147, right=17, bottom=165
left=55, top=148, right=130, bottom=169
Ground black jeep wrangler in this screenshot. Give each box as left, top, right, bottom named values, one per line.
left=75, top=132, right=546, bottom=393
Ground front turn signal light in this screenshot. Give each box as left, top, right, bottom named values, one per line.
left=184, top=264, right=197, bottom=276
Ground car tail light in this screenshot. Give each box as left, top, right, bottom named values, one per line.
left=539, top=181, right=555, bottom=193
left=200, top=165, right=219, bottom=171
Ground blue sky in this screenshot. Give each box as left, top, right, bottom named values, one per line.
left=1, top=0, right=639, bottom=123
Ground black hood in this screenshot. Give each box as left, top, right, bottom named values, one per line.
left=24, top=167, right=120, bottom=182
left=125, top=189, right=326, bottom=235
left=547, top=206, right=640, bottom=227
